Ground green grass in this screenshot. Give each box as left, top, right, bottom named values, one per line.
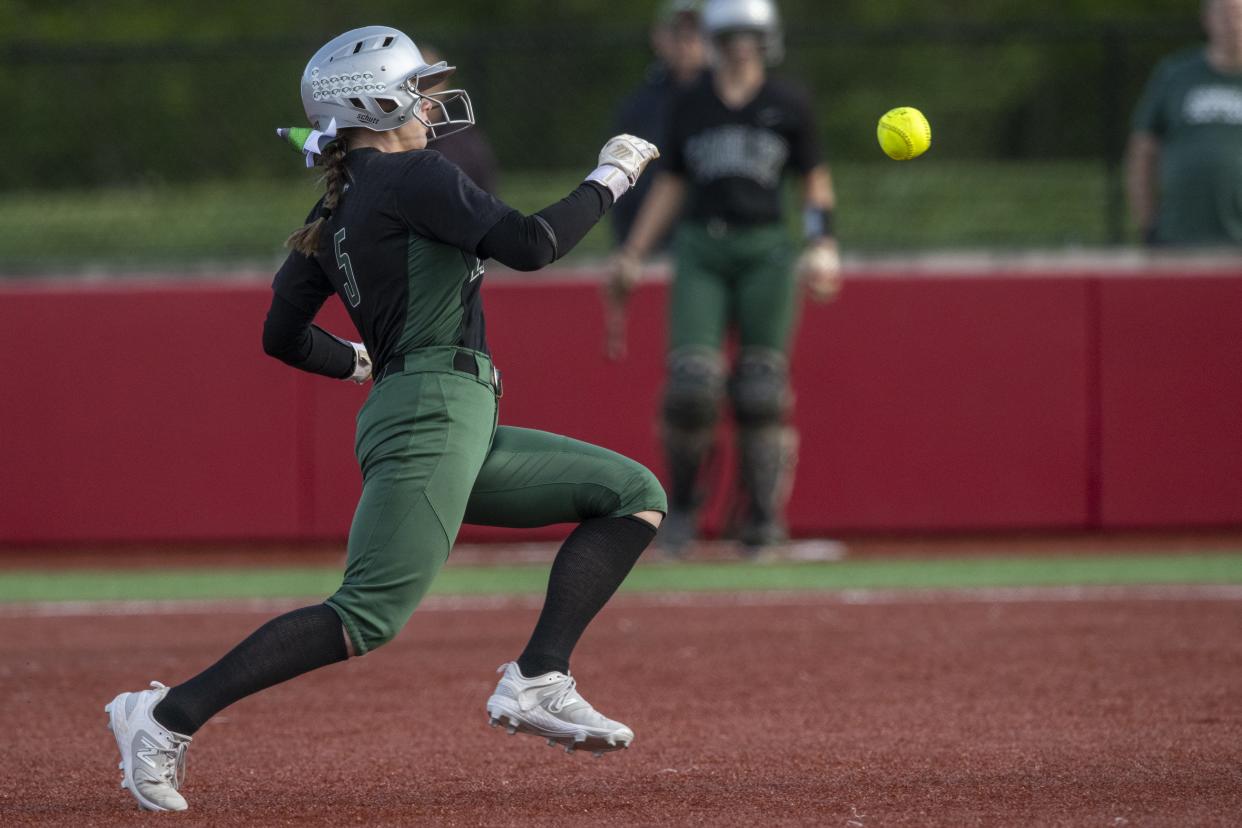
left=2, top=553, right=1240, bottom=603
left=0, top=160, right=1124, bottom=274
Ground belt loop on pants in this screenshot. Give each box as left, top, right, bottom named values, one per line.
left=375, top=347, right=502, bottom=397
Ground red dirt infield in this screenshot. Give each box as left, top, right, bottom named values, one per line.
left=2, top=594, right=1240, bottom=826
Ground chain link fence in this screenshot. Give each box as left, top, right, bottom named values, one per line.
left=0, top=20, right=1200, bottom=273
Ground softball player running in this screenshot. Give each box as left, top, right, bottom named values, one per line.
left=612, top=0, right=839, bottom=557
left=104, top=26, right=663, bottom=812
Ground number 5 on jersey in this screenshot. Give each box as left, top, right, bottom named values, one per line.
left=334, top=228, right=362, bottom=308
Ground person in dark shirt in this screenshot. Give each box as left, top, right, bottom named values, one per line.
left=1127, top=0, right=1242, bottom=246
left=611, top=0, right=840, bottom=558
left=420, top=45, right=501, bottom=195
left=103, top=26, right=663, bottom=813
left=610, top=0, right=707, bottom=248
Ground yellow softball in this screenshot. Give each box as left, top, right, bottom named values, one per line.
left=877, top=107, right=932, bottom=161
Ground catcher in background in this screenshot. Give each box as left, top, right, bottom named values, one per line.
left=611, top=0, right=840, bottom=557
left=103, top=26, right=663, bottom=812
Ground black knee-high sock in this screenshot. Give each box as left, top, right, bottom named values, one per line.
left=153, top=604, right=348, bottom=736
left=517, top=515, right=657, bottom=677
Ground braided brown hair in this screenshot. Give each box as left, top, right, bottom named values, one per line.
left=285, top=138, right=350, bottom=256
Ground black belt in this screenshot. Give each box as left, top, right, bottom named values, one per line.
left=375, top=350, right=503, bottom=397
left=701, top=217, right=774, bottom=238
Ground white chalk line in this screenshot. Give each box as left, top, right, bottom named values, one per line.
left=1, top=584, right=1241, bottom=618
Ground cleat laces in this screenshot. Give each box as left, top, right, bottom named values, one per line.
left=144, top=681, right=191, bottom=789
left=148, top=734, right=191, bottom=789
left=546, top=675, right=585, bottom=715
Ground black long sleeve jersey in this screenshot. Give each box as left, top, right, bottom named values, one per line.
left=263, top=148, right=611, bottom=377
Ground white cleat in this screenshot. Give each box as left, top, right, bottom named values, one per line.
left=485, top=662, right=634, bottom=755
left=104, top=681, right=192, bottom=812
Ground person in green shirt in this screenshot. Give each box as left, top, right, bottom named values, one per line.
left=1127, top=0, right=1242, bottom=246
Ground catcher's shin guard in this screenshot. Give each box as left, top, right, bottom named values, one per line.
left=660, top=347, right=725, bottom=512
left=661, top=422, right=718, bottom=513
left=729, top=348, right=796, bottom=547
left=735, top=424, right=799, bottom=547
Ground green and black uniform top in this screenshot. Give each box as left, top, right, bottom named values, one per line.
left=1133, top=47, right=1242, bottom=246
left=263, top=147, right=612, bottom=378
left=664, top=72, right=820, bottom=228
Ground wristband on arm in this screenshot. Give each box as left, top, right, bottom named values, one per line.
left=328, top=332, right=372, bottom=383
left=803, top=206, right=836, bottom=242
left=586, top=166, right=629, bottom=203
left=347, top=341, right=372, bottom=383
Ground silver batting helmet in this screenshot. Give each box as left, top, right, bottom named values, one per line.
left=300, top=26, right=474, bottom=140
left=702, top=0, right=784, bottom=65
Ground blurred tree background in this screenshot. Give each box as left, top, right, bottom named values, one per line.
left=0, top=1, right=1203, bottom=271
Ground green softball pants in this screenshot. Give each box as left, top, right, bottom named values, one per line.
left=669, top=221, right=799, bottom=353
left=325, top=346, right=667, bottom=655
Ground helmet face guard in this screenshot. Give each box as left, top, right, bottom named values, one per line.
left=712, top=28, right=782, bottom=64
left=702, top=0, right=784, bottom=65
left=403, top=78, right=475, bottom=141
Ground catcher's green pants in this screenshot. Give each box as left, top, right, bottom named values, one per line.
left=326, top=346, right=667, bottom=655
left=669, top=221, right=799, bottom=353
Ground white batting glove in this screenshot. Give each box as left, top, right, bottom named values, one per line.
left=347, top=340, right=372, bottom=383
left=586, top=134, right=660, bottom=202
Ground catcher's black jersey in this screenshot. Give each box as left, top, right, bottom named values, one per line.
left=664, top=72, right=820, bottom=226
left=272, top=148, right=509, bottom=369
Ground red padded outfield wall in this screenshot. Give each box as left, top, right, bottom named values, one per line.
left=1, top=264, right=1239, bottom=544
left=1098, top=276, right=1242, bottom=526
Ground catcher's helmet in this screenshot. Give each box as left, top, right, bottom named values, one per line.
left=300, top=26, right=474, bottom=139
left=702, top=0, right=784, bottom=65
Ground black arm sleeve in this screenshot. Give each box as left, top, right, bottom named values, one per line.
left=262, top=294, right=357, bottom=379
left=393, top=152, right=511, bottom=254
left=477, top=182, right=612, bottom=271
